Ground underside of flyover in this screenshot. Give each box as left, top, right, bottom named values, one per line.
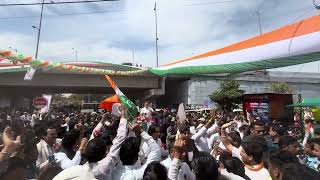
left=0, top=71, right=164, bottom=110
left=0, top=86, right=150, bottom=99
left=0, top=70, right=198, bottom=110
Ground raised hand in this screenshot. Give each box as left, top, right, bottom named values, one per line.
left=79, top=138, right=88, bottom=154
left=119, top=105, right=126, bottom=118
left=173, top=137, right=186, bottom=160
left=221, top=120, right=236, bottom=129
left=52, top=142, right=61, bottom=153
left=101, top=112, right=108, bottom=123
left=1, top=127, right=22, bottom=154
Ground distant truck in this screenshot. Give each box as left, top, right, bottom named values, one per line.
left=243, top=93, right=294, bottom=124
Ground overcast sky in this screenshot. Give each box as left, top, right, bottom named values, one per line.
left=0, top=0, right=319, bottom=72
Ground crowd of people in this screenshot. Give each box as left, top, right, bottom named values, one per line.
left=0, top=101, right=319, bottom=180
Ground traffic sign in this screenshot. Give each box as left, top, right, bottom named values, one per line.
left=33, top=97, right=48, bottom=109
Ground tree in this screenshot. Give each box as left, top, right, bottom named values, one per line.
left=209, top=78, right=244, bottom=112
left=68, top=94, right=84, bottom=106
left=51, top=94, right=66, bottom=106
left=270, top=82, right=293, bottom=94
left=51, top=94, right=84, bottom=106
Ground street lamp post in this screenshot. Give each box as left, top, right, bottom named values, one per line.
left=34, top=0, right=45, bottom=59
left=256, top=10, right=262, bottom=35
left=131, top=48, right=135, bottom=66
left=72, top=48, right=78, bottom=61
left=9, top=46, right=17, bottom=52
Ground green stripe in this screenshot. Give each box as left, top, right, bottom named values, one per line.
left=118, top=95, right=138, bottom=122
left=63, top=61, right=143, bottom=71
left=29, top=60, right=43, bottom=66
left=150, top=52, right=320, bottom=76
left=0, top=67, right=29, bottom=73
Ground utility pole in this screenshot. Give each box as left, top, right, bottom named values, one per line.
left=131, top=49, right=135, bottom=66
left=298, top=94, right=304, bottom=135
left=154, top=2, right=159, bottom=67
left=72, top=48, right=78, bottom=61
left=256, top=10, right=262, bottom=35
left=255, top=10, right=266, bottom=74
left=35, top=0, right=45, bottom=59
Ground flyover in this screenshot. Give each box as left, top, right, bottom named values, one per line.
left=0, top=71, right=162, bottom=95
left=0, top=61, right=165, bottom=109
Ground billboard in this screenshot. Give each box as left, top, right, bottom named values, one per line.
left=243, top=95, right=270, bottom=123
left=243, top=94, right=293, bottom=124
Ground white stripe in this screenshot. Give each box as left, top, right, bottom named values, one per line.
left=64, top=62, right=102, bottom=65
left=114, top=87, right=124, bottom=96
left=0, top=65, right=30, bottom=70
left=157, top=32, right=320, bottom=70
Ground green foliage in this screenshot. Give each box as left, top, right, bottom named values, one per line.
left=68, top=94, right=84, bottom=105
left=51, top=94, right=66, bottom=106
left=270, top=82, right=293, bottom=94
left=209, top=78, right=244, bottom=112
left=51, top=94, right=84, bottom=106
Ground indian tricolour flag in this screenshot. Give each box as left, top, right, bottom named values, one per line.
left=105, top=75, right=138, bottom=122
left=150, top=15, right=320, bottom=76
left=99, top=94, right=120, bottom=112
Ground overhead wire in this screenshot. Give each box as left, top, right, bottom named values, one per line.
left=0, top=1, right=311, bottom=21
left=0, top=9, right=127, bottom=20
left=288, top=7, right=317, bottom=79
left=0, top=0, right=117, bottom=7
left=289, top=7, right=316, bottom=22
left=185, top=0, right=236, bottom=6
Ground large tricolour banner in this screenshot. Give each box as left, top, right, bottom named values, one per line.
left=150, top=15, right=320, bottom=76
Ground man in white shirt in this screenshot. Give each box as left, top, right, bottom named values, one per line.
left=161, top=135, right=176, bottom=171
left=53, top=163, right=97, bottom=180
left=53, top=116, right=128, bottom=180
left=168, top=135, right=246, bottom=180
left=140, top=124, right=168, bottom=164
left=140, top=102, right=154, bottom=121
left=31, top=111, right=38, bottom=127
left=112, top=123, right=161, bottom=180
left=36, top=126, right=58, bottom=170
left=54, top=130, right=87, bottom=170
left=191, top=118, right=215, bottom=153
left=161, top=136, right=195, bottom=180
left=221, top=123, right=270, bottom=180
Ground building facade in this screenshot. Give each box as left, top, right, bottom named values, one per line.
left=166, top=71, right=320, bottom=108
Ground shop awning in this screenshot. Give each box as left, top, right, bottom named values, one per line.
left=289, top=98, right=320, bottom=107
